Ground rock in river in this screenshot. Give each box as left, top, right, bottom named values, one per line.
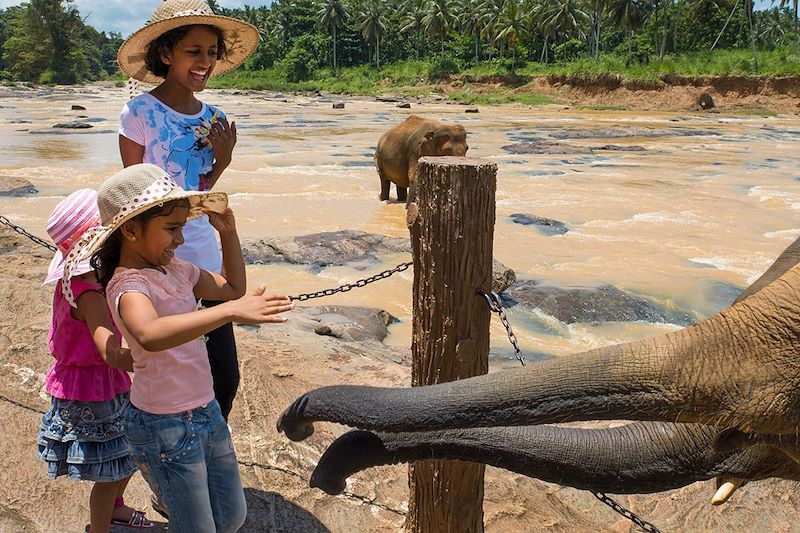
left=503, top=280, right=691, bottom=325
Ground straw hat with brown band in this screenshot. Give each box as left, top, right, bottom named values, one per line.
left=61, top=164, right=228, bottom=307
left=117, top=0, right=260, bottom=84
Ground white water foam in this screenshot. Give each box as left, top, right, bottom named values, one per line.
left=688, top=256, right=765, bottom=283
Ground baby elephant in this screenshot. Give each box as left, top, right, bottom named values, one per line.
left=374, top=115, right=468, bottom=204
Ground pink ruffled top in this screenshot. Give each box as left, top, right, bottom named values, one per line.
left=45, top=278, right=131, bottom=402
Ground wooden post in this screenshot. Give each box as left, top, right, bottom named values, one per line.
left=405, top=156, right=497, bottom=533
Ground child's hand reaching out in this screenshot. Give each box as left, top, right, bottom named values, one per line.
left=232, top=284, right=294, bottom=324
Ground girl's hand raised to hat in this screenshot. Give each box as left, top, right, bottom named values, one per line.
left=231, top=284, right=294, bottom=325
left=207, top=207, right=236, bottom=234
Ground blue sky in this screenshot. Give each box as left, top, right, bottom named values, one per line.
left=0, top=1, right=273, bottom=36
left=0, top=0, right=778, bottom=36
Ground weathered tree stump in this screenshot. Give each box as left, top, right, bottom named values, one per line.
left=406, top=156, right=497, bottom=533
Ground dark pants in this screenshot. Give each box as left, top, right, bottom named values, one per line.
left=202, top=300, right=240, bottom=421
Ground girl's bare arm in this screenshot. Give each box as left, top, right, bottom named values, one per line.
left=119, top=135, right=145, bottom=167
left=74, top=290, right=134, bottom=372
left=118, top=286, right=293, bottom=353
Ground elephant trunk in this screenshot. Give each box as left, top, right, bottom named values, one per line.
left=279, top=267, right=800, bottom=440
left=310, top=422, right=797, bottom=496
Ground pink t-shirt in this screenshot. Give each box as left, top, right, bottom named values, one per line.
left=46, top=278, right=131, bottom=402
left=106, top=258, right=215, bottom=415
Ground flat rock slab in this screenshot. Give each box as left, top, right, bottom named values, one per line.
left=509, top=214, right=569, bottom=235
left=242, top=230, right=411, bottom=268
left=308, top=305, right=398, bottom=342
left=503, top=280, right=690, bottom=325
left=0, top=175, right=37, bottom=196
left=502, top=141, right=647, bottom=155
left=546, top=126, right=719, bottom=139
left=52, top=121, right=92, bottom=129
left=502, top=141, right=593, bottom=155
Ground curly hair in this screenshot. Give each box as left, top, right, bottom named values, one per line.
left=144, top=24, right=228, bottom=79
left=90, top=199, right=190, bottom=289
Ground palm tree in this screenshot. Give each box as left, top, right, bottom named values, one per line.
left=401, top=0, right=429, bottom=59
left=459, top=0, right=485, bottom=62
left=241, top=5, right=270, bottom=41
left=542, top=0, right=589, bottom=45
left=479, top=0, right=505, bottom=59
left=423, top=0, right=457, bottom=54
left=317, top=0, right=350, bottom=69
left=359, top=0, right=388, bottom=68
left=495, top=0, right=527, bottom=70
left=746, top=0, right=759, bottom=69
left=775, top=0, right=798, bottom=38
left=533, top=0, right=558, bottom=62
left=760, top=6, right=790, bottom=44
left=270, top=8, right=291, bottom=54
left=586, top=0, right=608, bottom=58
left=608, top=0, right=648, bottom=62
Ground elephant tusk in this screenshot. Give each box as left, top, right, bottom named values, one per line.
left=710, top=475, right=744, bottom=505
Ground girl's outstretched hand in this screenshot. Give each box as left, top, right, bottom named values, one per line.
left=207, top=207, right=237, bottom=234
left=233, top=284, right=294, bottom=324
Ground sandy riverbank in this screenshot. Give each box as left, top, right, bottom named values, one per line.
left=424, top=74, right=800, bottom=113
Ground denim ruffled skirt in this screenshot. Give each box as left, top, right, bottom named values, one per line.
left=37, top=391, right=137, bottom=482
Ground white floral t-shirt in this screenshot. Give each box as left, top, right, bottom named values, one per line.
left=119, top=92, right=225, bottom=273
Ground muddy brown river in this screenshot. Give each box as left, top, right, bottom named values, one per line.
left=2, top=82, right=799, bottom=366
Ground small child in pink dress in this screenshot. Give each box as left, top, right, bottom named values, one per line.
left=37, top=189, right=153, bottom=533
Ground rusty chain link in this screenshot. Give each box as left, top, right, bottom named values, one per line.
left=481, top=289, right=663, bottom=533
left=481, top=290, right=525, bottom=366
left=0, top=215, right=57, bottom=252
left=289, top=261, right=412, bottom=301
left=592, top=492, right=663, bottom=533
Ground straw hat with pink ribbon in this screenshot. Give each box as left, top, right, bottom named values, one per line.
left=60, top=163, right=228, bottom=307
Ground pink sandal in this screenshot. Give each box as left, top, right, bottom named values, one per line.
left=110, top=497, right=154, bottom=529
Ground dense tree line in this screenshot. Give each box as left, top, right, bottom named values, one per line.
left=0, top=0, right=793, bottom=84
left=208, top=0, right=796, bottom=79
left=0, top=0, right=121, bottom=83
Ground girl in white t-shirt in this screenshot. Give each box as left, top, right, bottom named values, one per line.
left=62, top=164, right=293, bottom=533
left=116, top=0, right=260, bottom=422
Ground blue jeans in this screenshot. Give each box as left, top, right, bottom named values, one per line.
left=124, top=400, right=246, bottom=533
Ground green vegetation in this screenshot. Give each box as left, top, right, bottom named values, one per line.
left=208, top=46, right=799, bottom=103
left=0, top=0, right=797, bottom=91
left=0, top=1, right=120, bottom=83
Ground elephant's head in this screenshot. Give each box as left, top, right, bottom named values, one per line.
left=277, top=236, right=800, bottom=501
left=420, top=124, right=469, bottom=158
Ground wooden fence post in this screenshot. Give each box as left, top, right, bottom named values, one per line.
left=406, top=156, right=498, bottom=533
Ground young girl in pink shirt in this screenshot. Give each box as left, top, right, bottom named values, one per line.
left=37, top=189, right=152, bottom=533
left=62, top=164, right=293, bottom=533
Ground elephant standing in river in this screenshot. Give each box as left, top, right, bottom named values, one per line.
left=277, top=236, right=800, bottom=504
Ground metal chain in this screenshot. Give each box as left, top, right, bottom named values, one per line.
left=481, top=290, right=525, bottom=366
left=289, top=261, right=412, bottom=301
left=480, top=289, right=663, bottom=533
left=592, top=492, right=663, bottom=533
left=0, top=216, right=56, bottom=252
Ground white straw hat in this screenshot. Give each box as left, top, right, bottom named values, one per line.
left=61, top=163, right=228, bottom=306
left=118, top=0, right=260, bottom=84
